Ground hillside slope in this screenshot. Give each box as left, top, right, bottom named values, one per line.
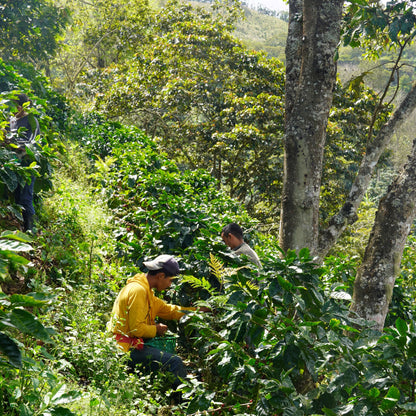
left=152, top=0, right=287, bottom=59
left=234, top=6, right=287, bottom=60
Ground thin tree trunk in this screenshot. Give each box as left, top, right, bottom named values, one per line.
left=351, top=139, right=416, bottom=330
left=318, top=82, right=416, bottom=259
left=279, top=0, right=344, bottom=255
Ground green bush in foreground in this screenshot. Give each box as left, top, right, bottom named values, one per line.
left=179, top=251, right=416, bottom=415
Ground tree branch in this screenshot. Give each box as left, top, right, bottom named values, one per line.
left=318, top=82, right=416, bottom=258
left=351, top=138, right=416, bottom=329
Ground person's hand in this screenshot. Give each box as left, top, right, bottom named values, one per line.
left=156, top=323, right=168, bottom=336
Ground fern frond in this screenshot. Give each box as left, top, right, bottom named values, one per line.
left=210, top=253, right=227, bottom=292
left=209, top=253, right=224, bottom=281
left=181, top=274, right=214, bottom=294
left=95, top=155, right=116, bottom=173
left=212, top=294, right=228, bottom=306
left=244, top=280, right=259, bottom=291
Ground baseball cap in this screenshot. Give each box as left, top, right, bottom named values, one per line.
left=143, top=255, right=180, bottom=277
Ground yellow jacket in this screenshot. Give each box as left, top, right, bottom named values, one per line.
left=109, top=273, right=193, bottom=352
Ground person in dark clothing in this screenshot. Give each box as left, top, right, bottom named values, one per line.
left=7, top=93, right=40, bottom=232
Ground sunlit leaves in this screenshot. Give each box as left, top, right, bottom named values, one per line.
left=91, top=0, right=285, bottom=221
left=342, top=1, right=416, bottom=59
left=321, top=81, right=392, bottom=223
left=71, top=113, right=257, bottom=280
left=0, top=230, right=33, bottom=279
left=0, top=0, right=69, bottom=66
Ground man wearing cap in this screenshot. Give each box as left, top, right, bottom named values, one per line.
left=109, top=254, right=198, bottom=389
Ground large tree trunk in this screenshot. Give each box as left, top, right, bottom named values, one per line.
left=279, top=0, right=344, bottom=255
left=351, top=140, right=416, bottom=330
left=280, top=0, right=416, bottom=332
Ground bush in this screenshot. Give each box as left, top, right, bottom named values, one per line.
left=72, top=113, right=259, bottom=279
left=178, top=250, right=416, bottom=415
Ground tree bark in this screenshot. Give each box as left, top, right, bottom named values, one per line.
left=280, top=0, right=416, bottom=332
left=351, top=139, right=416, bottom=330
left=279, top=0, right=344, bottom=255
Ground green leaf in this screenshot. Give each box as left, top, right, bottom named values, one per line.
left=9, top=308, right=52, bottom=342
left=364, top=387, right=380, bottom=399
left=0, top=331, right=22, bottom=367
left=0, top=230, right=33, bottom=243
left=330, top=318, right=340, bottom=329
left=228, top=290, right=247, bottom=305
left=0, top=259, right=8, bottom=276
left=298, top=247, right=310, bottom=261
left=187, top=394, right=212, bottom=413
left=50, top=384, right=82, bottom=405
left=408, top=337, right=416, bottom=358
left=0, top=167, right=18, bottom=192
left=9, top=294, right=48, bottom=307
left=0, top=251, right=30, bottom=266
left=322, top=409, right=337, bottom=416
left=399, top=402, right=416, bottom=411
left=49, top=407, right=77, bottom=416
left=329, top=291, right=352, bottom=300
left=380, top=386, right=400, bottom=411
left=18, top=404, right=33, bottom=416
left=333, top=404, right=354, bottom=415
left=0, top=239, right=32, bottom=252
left=276, top=275, right=295, bottom=292
left=396, top=318, right=408, bottom=337
left=401, top=361, right=415, bottom=380
left=389, top=18, right=400, bottom=42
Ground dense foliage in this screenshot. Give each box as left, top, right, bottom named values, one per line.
left=0, top=0, right=68, bottom=68
left=68, top=112, right=259, bottom=276
left=2, top=102, right=416, bottom=415
left=321, top=81, right=392, bottom=224
left=90, top=1, right=285, bottom=220
left=77, top=0, right=391, bottom=227
left=181, top=252, right=416, bottom=415
left=1, top=1, right=416, bottom=415
left=52, top=0, right=150, bottom=94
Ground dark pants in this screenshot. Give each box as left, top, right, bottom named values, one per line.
left=128, top=345, right=187, bottom=389
left=14, top=175, right=35, bottom=230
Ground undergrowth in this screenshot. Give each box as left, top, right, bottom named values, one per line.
left=2, top=119, right=416, bottom=415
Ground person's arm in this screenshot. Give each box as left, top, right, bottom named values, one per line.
left=154, top=297, right=195, bottom=321
left=154, top=297, right=210, bottom=320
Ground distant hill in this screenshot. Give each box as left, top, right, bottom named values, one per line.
left=235, top=5, right=287, bottom=60
left=151, top=0, right=288, bottom=60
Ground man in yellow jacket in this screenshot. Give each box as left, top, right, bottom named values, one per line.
left=109, top=254, right=196, bottom=388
